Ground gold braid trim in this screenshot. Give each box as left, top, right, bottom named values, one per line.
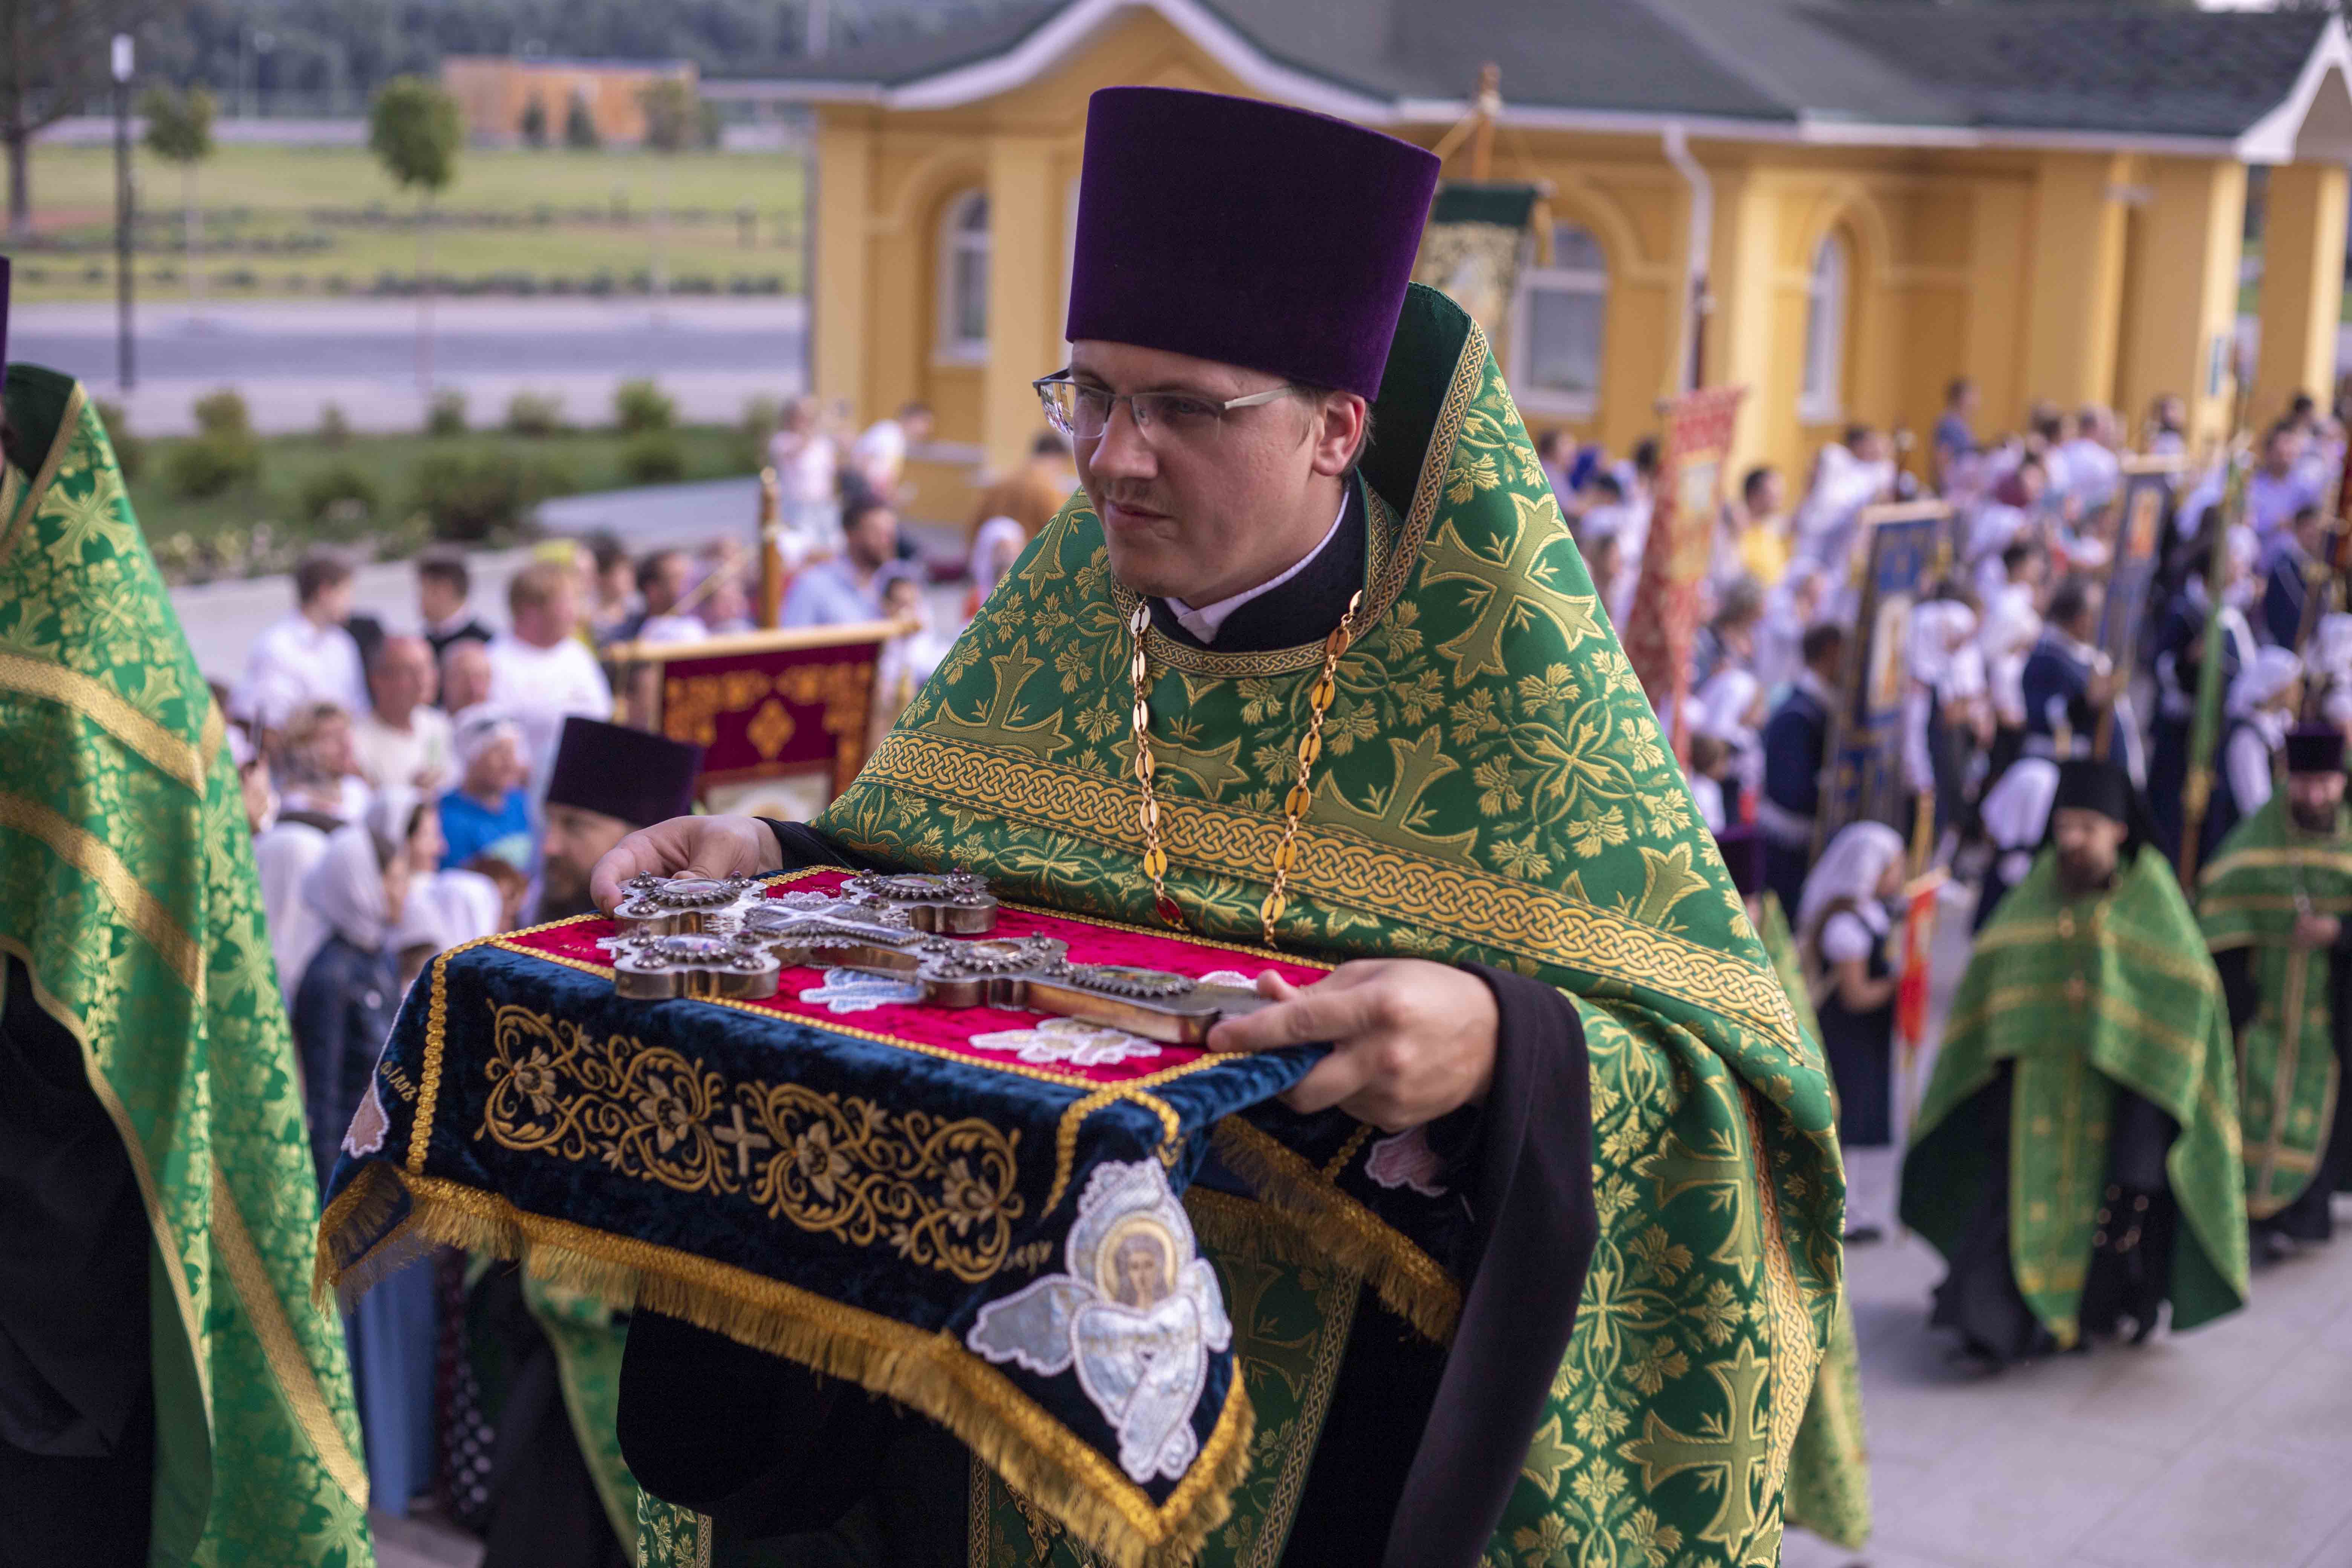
left=0, top=791, right=204, bottom=995
left=855, top=733, right=1798, bottom=1044
left=209, top=1164, right=369, bottom=1508
left=0, top=382, right=86, bottom=562
left=0, top=650, right=211, bottom=794
left=1743, top=1089, right=1820, bottom=1545
left=319, top=1167, right=1254, bottom=1568
left=2200, top=845, right=2352, bottom=881
left=1208, top=1120, right=1462, bottom=1343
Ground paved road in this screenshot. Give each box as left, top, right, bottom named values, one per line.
left=12, top=298, right=808, bottom=436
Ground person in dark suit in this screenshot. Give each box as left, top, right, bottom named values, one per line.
left=1761, top=622, right=1846, bottom=918
left=2020, top=574, right=2121, bottom=770
left=2259, top=504, right=2328, bottom=650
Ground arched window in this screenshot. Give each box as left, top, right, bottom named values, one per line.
left=1512, top=223, right=1608, bottom=415
left=1800, top=229, right=1850, bottom=423
left=938, top=190, right=990, bottom=361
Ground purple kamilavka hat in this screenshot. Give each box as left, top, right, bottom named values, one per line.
left=1065, top=88, right=1441, bottom=399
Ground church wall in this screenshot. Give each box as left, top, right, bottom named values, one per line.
left=807, top=8, right=2272, bottom=526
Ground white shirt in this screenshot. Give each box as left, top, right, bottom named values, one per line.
left=635, top=613, right=710, bottom=647
left=1166, top=499, right=1348, bottom=645
left=253, top=818, right=333, bottom=1001
left=233, top=614, right=367, bottom=731
left=486, top=634, right=614, bottom=806
left=1819, top=905, right=1887, bottom=967
left=352, top=705, right=453, bottom=793
left=851, top=420, right=909, bottom=488
left=2226, top=723, right=2280, bottom=818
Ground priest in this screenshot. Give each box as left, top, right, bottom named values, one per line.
left=1902, top=759, right=2247, bottom=1365
left=2199, top=724, right=2352, bottom=1256
left=588, top=87, right=1841, bottom=1568
left=0, top=281, right=371, bottom=1562
left=466, top=714, right=704, bottom=1568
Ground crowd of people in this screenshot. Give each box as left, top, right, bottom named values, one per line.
left=1578, top=368, right=2352, bottom=1374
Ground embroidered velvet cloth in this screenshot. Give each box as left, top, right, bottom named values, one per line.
left=319, top=868, right=1474, bottom=1558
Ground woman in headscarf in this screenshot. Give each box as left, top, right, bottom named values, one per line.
left=2205, top=645, right=2303, bottom=864
left=1690, top=665, right=1764, bottom=820
left=1798, top=821, right=1909, bottom=1241
left=291, top=808, right=435, bottom=1516
left=1753, top=557, right=1827, bottom=699
left=1903, top=594, right=1981, bottom=844
left=1973, top=755, right=2059, bottom=933
left=963, top=515, right=1031, bottom=620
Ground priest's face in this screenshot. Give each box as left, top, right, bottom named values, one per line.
left=2052, top=806, right=2127, bottom=893
left=2287, top=769, right=2346, bottom=833
left=1067, top=340, right=1369, bottom=605
left=540, top=803, right=635, bottom=919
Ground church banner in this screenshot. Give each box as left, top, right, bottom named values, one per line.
left=1814, top=501, right=1946, bottom=854
left=1411, top=181, right=1542, bottom=349
left=606, top=622, right=898, bottom=801
left=2097, top=453, right=2185, bottom=680
left=1622, top=384, right=1747, bottom=747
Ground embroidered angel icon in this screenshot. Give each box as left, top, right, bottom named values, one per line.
left=966, top=1159, right=1230, bottom=1483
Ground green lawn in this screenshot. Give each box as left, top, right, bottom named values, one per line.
left=14, top=143, right=806, bottom=302
left=117, top=420, right=764, bottom=582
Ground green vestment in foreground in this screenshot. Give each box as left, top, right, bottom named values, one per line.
left=1757, top=895, right=1871, bottom=1553
left=0, top=366, right=373, bottom=1562
left=643, top=285, right=1845, bottom=1568
left=2197, top=795, right=2352, bottom=1218
left=1901, top=846, right=2247, bottom=1344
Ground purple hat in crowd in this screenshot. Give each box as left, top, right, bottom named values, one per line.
left=1065, top=88, right=1441, bottom=399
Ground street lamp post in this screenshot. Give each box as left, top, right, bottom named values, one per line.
left=113, top=33, right=135, bottom=393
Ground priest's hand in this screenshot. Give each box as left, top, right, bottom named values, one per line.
left=2294, top=911, right=2341, bottom=950
left=588, top=814, right=783, bottom=914
left=1206, top=961, right=1497, bottom=1132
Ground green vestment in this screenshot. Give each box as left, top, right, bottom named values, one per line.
left=1756, top=896, right=1870, bottom=1553
left=0, top=366, right=373, bottom=1562
left=2197, top=795, right=2352, bottom=1218
left=1901, top=846, right=2248, bottom=1344
left=642, top=285, right=1845, bottom=1568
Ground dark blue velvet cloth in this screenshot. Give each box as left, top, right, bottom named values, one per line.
left=323, top=930, right=1332, bottom=1510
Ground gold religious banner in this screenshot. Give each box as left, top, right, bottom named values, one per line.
left=1411, top=182, right=1544, bottom=351
left=1622, top=384, right=1747, bottom=755
left=607, top=621, right=906, bottom=808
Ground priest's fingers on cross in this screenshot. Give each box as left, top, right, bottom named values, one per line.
left=1209, top=960, right=1499, bottom=1131
left=588, top=815, right=783, bottom=914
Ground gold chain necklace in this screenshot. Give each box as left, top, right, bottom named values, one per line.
left=1127, top=590, right=1361, bottom=946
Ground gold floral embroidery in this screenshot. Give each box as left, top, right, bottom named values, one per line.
left=479, top=1003, right=1026, bottom=1282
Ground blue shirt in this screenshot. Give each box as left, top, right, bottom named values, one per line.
left=439, top=788, right=533, bottom=871
left=780, top=559, right=882, bottom=628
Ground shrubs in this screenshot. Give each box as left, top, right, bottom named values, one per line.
left=299, top=463, right=379, bottom=527
left=614, top=378, right=674, bottom=433
left=169, top=388, right=260, bottom=497
left=619, top=431, right=686, bottom=485
left=318, top=402, right=352, bottom=445
left=425, top=388, right=468, bottom=436
left=410, top=451, right=573, bottom=542
left=504, top=391, right=567, bottom=437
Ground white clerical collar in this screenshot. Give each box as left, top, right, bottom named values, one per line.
left=1165, top=494, right=1349, bottom=645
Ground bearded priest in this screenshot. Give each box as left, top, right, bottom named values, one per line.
left=2200, top=724, right=2352, bottom=1258
left=593, top=87, right=1841, bottom=1568
left=1903, top=758, right=2248, bottom=1367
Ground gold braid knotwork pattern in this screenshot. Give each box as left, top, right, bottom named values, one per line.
left=853, top=732, right=1800, bottom=1043
left=478, top=1003, right=1025, bottom=1282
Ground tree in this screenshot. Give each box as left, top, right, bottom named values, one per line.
left=139, top=83, right=213, bottom=306
left=563, top=92, right=599, bottom=150
left=368, top=75, right=462, bottom=397
left=518, top=94, right=546, bottom=147
left=637, top=77, right=701, bottom=307
left=1, top=0, right=174, bottom=237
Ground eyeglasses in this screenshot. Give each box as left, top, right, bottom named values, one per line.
left=1032, top=374, right=1303, bottom=444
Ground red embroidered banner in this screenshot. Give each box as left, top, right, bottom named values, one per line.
left=499, top=868, right=1331, bottom=1089
left=612, top=624, right=897, bottom=796
left=1622, top=384, right=1747, bottom=756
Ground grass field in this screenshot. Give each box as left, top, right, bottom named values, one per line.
left=15, top=143, right=807, bottom=303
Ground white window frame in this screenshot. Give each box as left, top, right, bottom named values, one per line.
left=935, top=189, right=990, bottom=365
left=1509, top=223, right=1609, bottom=419
left=1799, top=229, right=1850, bottom=425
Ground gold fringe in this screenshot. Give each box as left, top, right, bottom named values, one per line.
left=316, top=1168, right=1253, bottom=1568
left=1207, top=1122, right=1462, bottom=1343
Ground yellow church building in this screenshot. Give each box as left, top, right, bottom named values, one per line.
left=744, top=0, right=2352, bottom=516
